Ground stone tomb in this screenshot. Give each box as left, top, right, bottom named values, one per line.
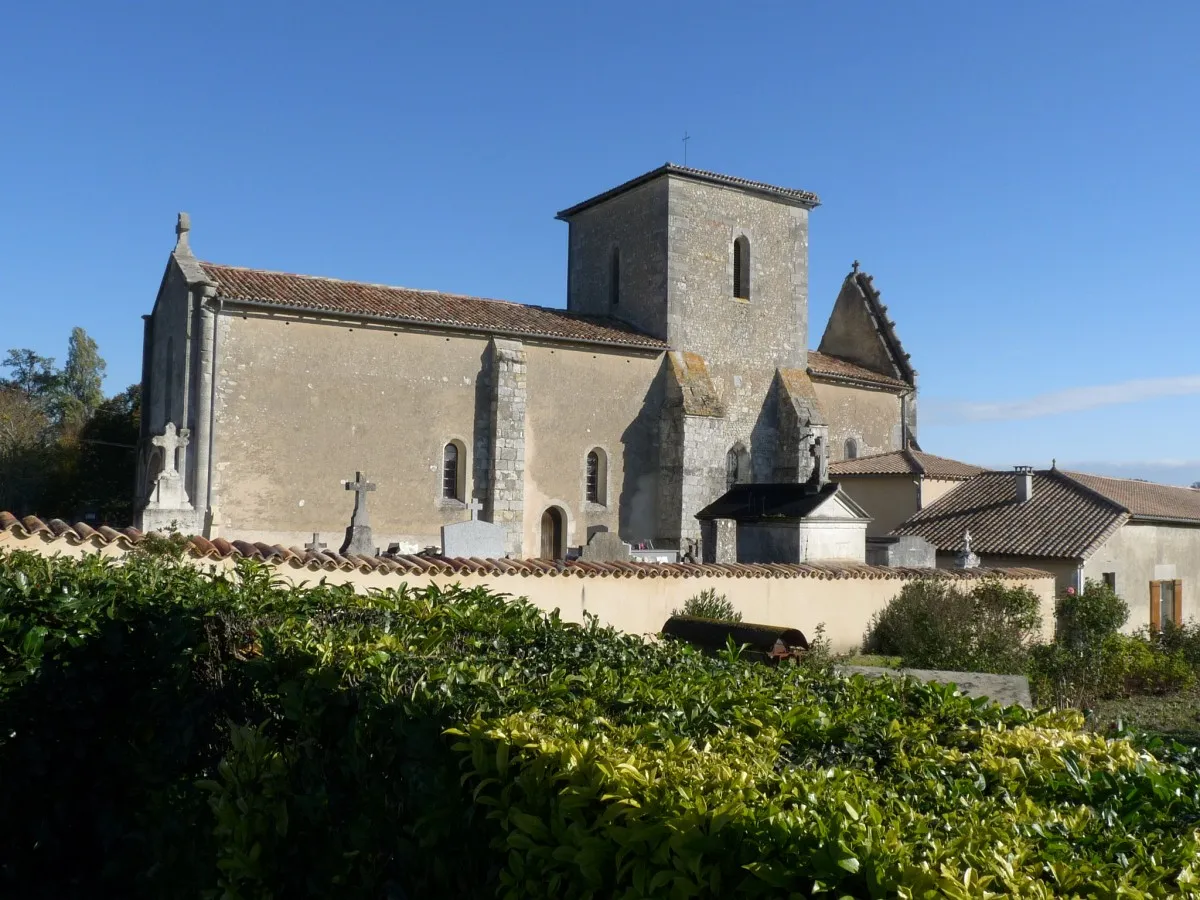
left=441, top=500, right=507, bottom=559
left=580, top=531, right=632, bottom=562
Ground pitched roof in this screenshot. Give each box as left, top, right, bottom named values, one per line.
left=815, top=268, right=916, bottom=388
left=831, top=450, right=985, bottom=480
left=851, top=270, right=916, bottom=384
left=199, top=262, right=669, bottom=351
left=893, top=470, right=1128, bottom=559
left=1061, top=471, right=1200, bottom=524
left=695, top=482, right=847, bottom=521
left=806, top=350, right=911, bottom=390
left=556, top=163, right=821, bottom=219
left=0, top=511, right=1053, bottom=582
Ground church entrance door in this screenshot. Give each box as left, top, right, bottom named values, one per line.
left=540, top=507, right=564, bottom=559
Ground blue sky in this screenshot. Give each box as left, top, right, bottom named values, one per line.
left=2, top=2, right=1198, bottom=483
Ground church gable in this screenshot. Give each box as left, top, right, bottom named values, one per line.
left=817, top=266, right=915, bottom=386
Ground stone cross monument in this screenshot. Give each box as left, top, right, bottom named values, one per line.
left=955, top=528, right=980, bottom=569
left=339, top=471, right=377, bottom=556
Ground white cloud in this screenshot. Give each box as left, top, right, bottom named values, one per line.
left=926, top=375, right=1200, bottom=424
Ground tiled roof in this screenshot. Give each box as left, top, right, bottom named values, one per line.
left=1061, top=471, right=1200, bottom=524
left=199, top=263, right=669, bottom=351
left=893, top=470, right=1128, bottom=559
left=0, top=512, right=1051, bottom=582
left=831, top=450, right=985, bottom=480
left=807, top=350, right=910, bottom=390
left=556, top=163, right=821, bottom=219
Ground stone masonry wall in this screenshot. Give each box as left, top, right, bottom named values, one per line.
left=564, top=178, right=669, bottom=340
left=488, top=339, right=527, bottom=555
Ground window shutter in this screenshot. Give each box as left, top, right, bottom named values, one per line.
left=1175, top=579, right=1184, bottom=625
left=1150, top=581, right=1161, bottom=631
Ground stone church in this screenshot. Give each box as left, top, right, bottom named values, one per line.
left=136, top=164, right=918, bottom=558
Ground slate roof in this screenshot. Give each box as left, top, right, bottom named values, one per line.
left=893, top=470, right=1129, bottom=559
left=199, top=262, right=670, bottom=351
left=0, top=511, right=1052, bottom=582
left=831, top=450, right=985, bottom=480
left=807, top=350, right=911, bottom=390
left=556, top=163, right=821, bottom=219
left=1061, top=471, right=1200, bottom=524
left=694, top=483, right=862, bottom=521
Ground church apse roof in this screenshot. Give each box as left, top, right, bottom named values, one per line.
left=198, top=262, right=670, bottom=351
left=807, top=350, right=910, bottom=391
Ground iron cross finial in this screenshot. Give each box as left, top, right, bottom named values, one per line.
left=851, top=260, right=861, bottom=274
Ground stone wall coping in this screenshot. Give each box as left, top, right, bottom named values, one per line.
left=1, top=512, right=1056, bottom=582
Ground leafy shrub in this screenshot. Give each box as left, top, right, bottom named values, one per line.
left=864, top=577, right=1042, bottom=674
left=1055, top=579, right=1129, bottom=650
left=1155, top=618, right=1200, bottom=668
left=1117, top=635, right=1195, bottom=695
left=5, top=550, right=1200, bottom=897
left=673, top=587, right=741, bottom=622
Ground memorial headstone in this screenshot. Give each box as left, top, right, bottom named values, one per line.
left=340, top=472, right=377, bottom=556
left=580, top=531, right=633, bottom=562
left=441, top=498, right=507, bottom=559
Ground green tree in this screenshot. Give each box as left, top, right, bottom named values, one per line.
left=60, top=327, right=107, bottom=431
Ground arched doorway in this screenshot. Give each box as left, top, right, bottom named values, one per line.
left=540, top=507, right=565, bottom=559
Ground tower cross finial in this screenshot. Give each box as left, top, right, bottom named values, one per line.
left=682, top=131, right=691, bottom=166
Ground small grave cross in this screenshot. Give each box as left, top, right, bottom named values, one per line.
left=344, top=471, right=377, bottom=528
left=467, top=498, right=483, bottom=521
left=305, top=532, right=327, bottom=553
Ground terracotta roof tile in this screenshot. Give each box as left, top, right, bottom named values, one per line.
left=894, top=470, right=1128, bottom=559
left=807, top=351, right=910, bottom=390
left=831, top=450, right=985, bottom=480
left=1061, top=471, right=1200, bottom=524
left=0, top=511, right=1053, bottom=582
left=200, top=262, right=667, bottom=351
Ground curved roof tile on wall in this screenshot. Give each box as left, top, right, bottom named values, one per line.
left=0, top=512, right=1052, bottom=582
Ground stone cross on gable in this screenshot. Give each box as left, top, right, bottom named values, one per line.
left=344, top=471, right=376, bottom=528
left=305, top=532, right=327, bottom=553
left=808, top=434, right=828, bottom=487
left=467, top=498, right=483, bottom=521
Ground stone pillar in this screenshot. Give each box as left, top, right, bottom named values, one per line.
left=190, top=285, right=218, bottom=535
left=701, top=519, right=737, bottom=564
left=488, top=339, right=526, bottom=556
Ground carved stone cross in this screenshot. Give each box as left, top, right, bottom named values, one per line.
left=344, top=472, right=376, bottom=528
left=305, top=532, right=327, bottom=553
left=467, top=498, right=483, bottom=521
left=151, top=422, right=188, bottom=476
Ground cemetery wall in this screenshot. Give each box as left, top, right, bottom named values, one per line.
left=812, top=380, right=906, bottom=460
left=0, top=518, right=1056, bottom=653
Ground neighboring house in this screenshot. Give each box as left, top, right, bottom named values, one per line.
left=830, top=449, right=985, bottom=536
left=893, top=467, right=1200, bottom=631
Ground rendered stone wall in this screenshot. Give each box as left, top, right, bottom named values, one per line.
left=812, top=381, right=905, bottom=459
left=1083, top=523, right=1200, bottom=631
left=835, top=476, right=921, bottom=537
left=522, top=344, right=661, bottom=552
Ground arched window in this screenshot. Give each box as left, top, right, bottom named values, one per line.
left=442, top=442, right=462, bottom=500
left=726, top=443, right=749, bottom=489
left=732, top=235, right=750, bottom=300
left=610, top=247, right=620, bottom=306
left=844, top=438, right=858, bottom=460
left=585, top=448, right=607, bottom=505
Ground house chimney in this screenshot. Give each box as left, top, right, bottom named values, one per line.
left=1014, top=465, right=1033, bottom=502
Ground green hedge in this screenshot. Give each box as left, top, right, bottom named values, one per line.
left=3, top=550, right=1200, bottom=898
